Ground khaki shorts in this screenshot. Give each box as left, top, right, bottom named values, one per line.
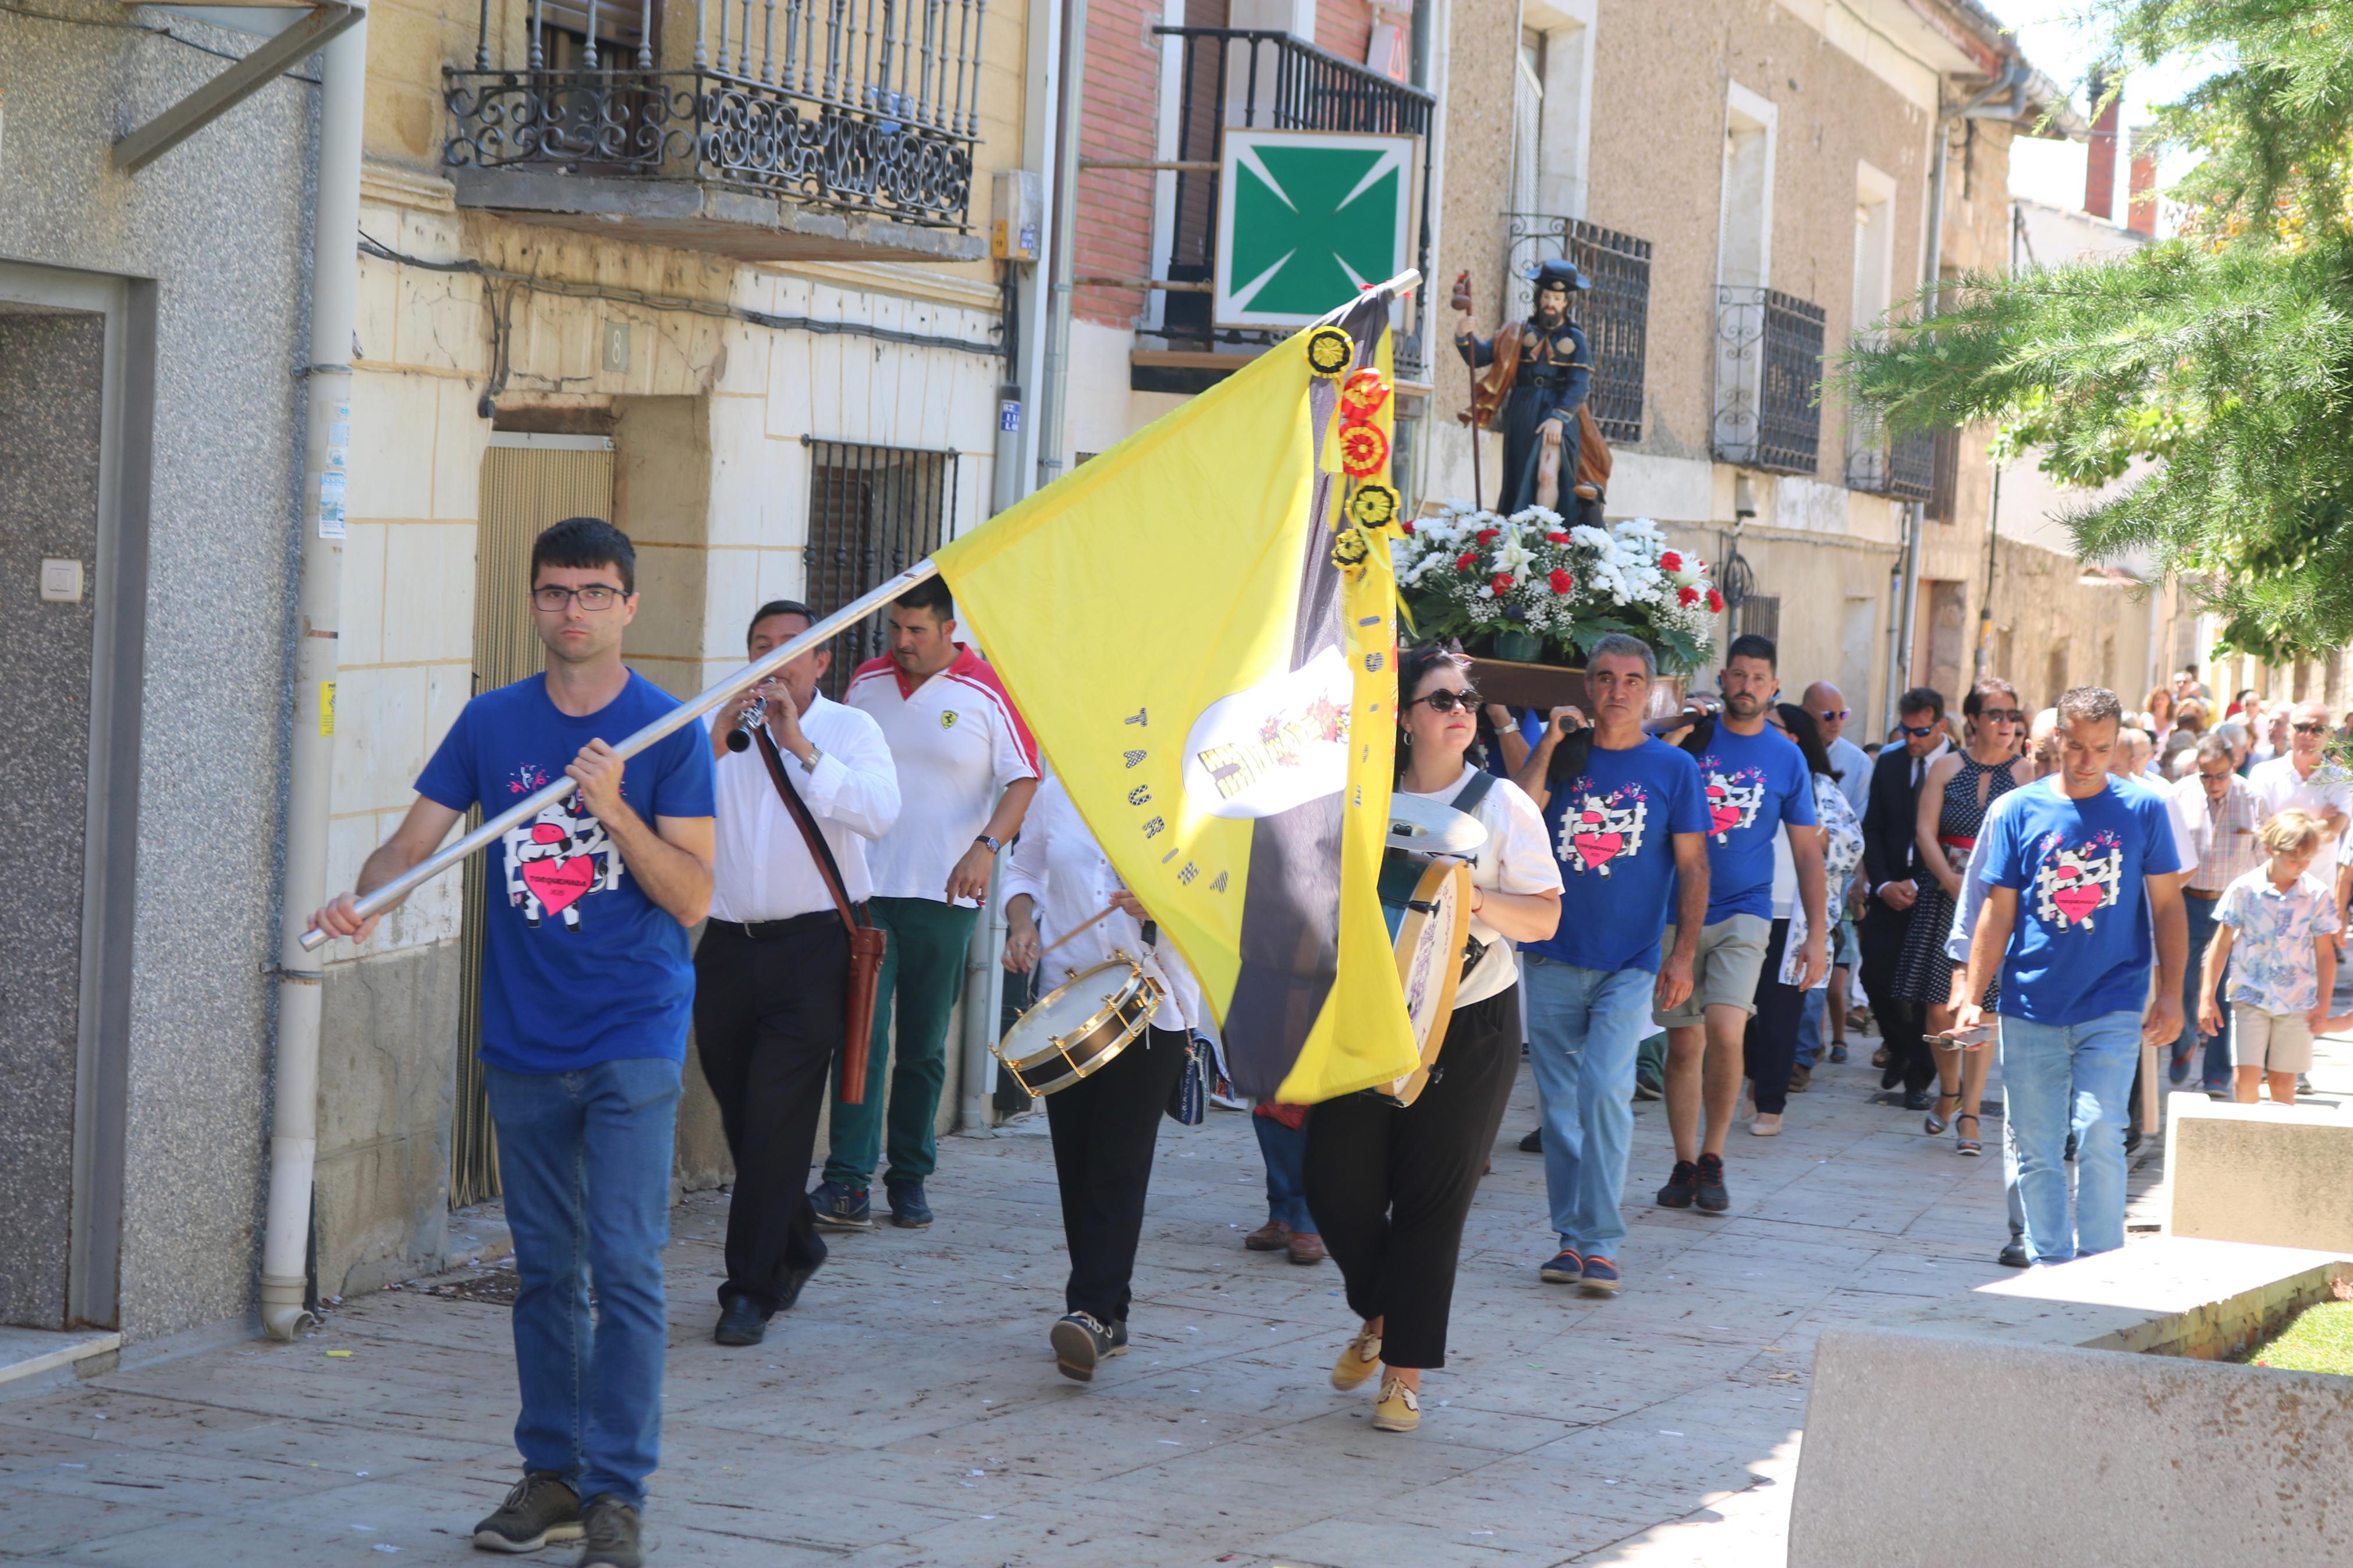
left=1653, top=913, right=1771, bottom=1029
left=2231, top=1002, right=2315, bottom=1074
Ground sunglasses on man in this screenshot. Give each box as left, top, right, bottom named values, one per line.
left=2294, top=721, right=2330, bottom=735
left=1897, top=720, right=1940, bottom=738
left=1814, top=707, right=1848, bottom=721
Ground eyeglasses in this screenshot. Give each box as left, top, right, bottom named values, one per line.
left=2293, top=722, right=2329, bottom=735
left=1815, top=707, right=1848, bottom=721
left=1897, top=721, right=1940, bottom=737
left=1976, top=709, right=2024, bottom=725
left=1411, top=688, right=1482, bottom=714
left=531, top=584, right=626, bottom=611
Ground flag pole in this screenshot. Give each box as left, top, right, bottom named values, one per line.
left=297, top=560, right=941, bottom=951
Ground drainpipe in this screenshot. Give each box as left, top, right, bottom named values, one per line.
left=1034, top=0, right=1086, bottom=490
left=261, top=13, right=368, bottom=1341
left=1888, top=106, right=1949, bottom=726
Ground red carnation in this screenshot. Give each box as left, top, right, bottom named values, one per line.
left=1455, top=552, right=1478, bottom=571
left=1677, top=585, right=1699, bottom=606
left=1476, top=528, right=1499, bottom=545
left=1705, top=588, right=1724, bottom=612
left=1400, top=520, right=1415, bottom=535
left=1660, top=550, right=1683, bottom=572
left=1546, top=531, right=1570, bottom=544
left=1491, top=573, right=1515, bottom=595
left=1549, top=568, right=1574, bottom=594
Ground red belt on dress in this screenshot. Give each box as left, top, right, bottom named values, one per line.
left=1938, top=834, right=1977, bottom=851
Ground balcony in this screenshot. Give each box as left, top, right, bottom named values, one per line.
left=1141, top=27, right=1435, bottom=386
left=1847, top=418, right=1936, bottom=503
left=1713, top=285, right=1825, bottom=475
left=442, top=0, right=988, bottom=263
left=1504, top=214, right=1651, bottom=445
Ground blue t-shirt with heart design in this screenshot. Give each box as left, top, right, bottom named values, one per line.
left=416, top=671, right=716, bottom=1073
left=1690, top=722, right=1816, bottom=922
left=1527, top=737, right=1711, bottom=974
left=1983, top=774, right=2182, bottom=1025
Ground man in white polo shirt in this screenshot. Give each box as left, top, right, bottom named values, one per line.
left=815, top=574, right=1039, bottom=1231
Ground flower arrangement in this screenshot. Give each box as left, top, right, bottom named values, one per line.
left=1390, top=504, right=1721, bottom=673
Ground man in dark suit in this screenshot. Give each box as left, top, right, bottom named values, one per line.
left=1858, top=687, right=1950, bottom=1108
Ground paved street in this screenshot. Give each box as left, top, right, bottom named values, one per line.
left=1, top=1043, right=2032, bottom=1567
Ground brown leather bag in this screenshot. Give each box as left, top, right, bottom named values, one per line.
left=754, top=727, right=885, bottom=1105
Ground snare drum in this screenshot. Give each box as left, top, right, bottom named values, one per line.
left=1378, top=850, right=1471, bottom=1107
left=992, top=954, right=1165, bottom=1098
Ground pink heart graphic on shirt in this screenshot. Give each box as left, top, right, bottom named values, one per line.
left=2052, top=884, right=2102, bottom=926
left=1573, top=832, right=1623, bottom=869
left=521, top=856, right=596, bottom=914
left=1708, top=803, right=1741, bottom=836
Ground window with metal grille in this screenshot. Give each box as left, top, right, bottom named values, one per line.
left=1738, top=593, right=1781, bottom=647
left=802, top=438, right=958, bottom=699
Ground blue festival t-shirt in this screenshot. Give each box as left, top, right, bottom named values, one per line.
left=1983, top=774, right=2182, bottom=1025
left=416, top=671, right=716, bottom=1073
left=1527, top=737, right=1711, bottom=974
left=1690, top=721, right=1816, bottom=922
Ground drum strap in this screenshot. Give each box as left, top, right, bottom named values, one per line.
left=755, top=728, right=887, bottom=1105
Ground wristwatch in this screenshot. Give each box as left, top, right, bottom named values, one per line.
left=797, top=744, right=824, bottom=774
left=975, top=833, right=1003, bottom=854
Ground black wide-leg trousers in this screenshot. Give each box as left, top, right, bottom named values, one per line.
left=1303, top=986, right=1518, bottom=1371
left=1044, top=1025, right=1190, bottom=1324
left=693, top=916, right=842, bottom=1313
left=1858, top=902, right=1934, bottom=1096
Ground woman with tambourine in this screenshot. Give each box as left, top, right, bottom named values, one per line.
left=998, top=772, right=1204, bottom=1384
left=1304, top=646, right=1563, bottom=1433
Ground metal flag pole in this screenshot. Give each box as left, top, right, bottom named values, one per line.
left=297, top=560, right=941, bottom=951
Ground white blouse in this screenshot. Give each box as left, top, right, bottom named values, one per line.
left=998, top=776, right=1200, bottom=1032
left=1396, top=763, right=1563, bottom=1007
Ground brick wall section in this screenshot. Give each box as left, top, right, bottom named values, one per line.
left=1075, top=0, right=1164, bottom=328
left=2084, top=97, right=2119, bottom=220
left=1315, top=0, right=1374, bottom=63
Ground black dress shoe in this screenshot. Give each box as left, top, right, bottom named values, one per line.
left=1518, top=1128, right=1542, bottom=1153
left=774, top=1261, right=819, bottom=1311
left=1998, top=1239, right=2030, bottom=1268
left=1901, top=1089, right=1932, bottom=1112
left=714, top=1296, right=770, bottom=1346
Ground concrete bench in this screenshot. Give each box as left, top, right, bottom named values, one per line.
left=2165, top=1090, right=2353, bottom=1254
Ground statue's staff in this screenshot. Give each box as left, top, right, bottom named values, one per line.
left=1450, top=269, right=1483, bottom=510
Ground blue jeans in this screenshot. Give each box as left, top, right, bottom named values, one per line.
left=1523, top=955, right=1655, bottom=1259
left=1252, top=1112, right=1311, bottom=1231
left=484, top=1057, right=682, bottom=1510
left=1795, top=986, right=1826, bottom=1068
left=2176, top=894, right=2233, bottom=1087
left=1999, top=1011, right=2140, bottom=1264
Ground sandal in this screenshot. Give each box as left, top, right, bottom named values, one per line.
left=1925, top=1091, right=1960, bottom=1136
left=1954, top=1112, right=1982, bottom=1157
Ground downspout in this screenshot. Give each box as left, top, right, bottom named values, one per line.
left=1034, top=0, right=1086, bottom=491
left=1889, top=105, right=1948, bottom=726
left=261, top=12, right=367, bottom=1340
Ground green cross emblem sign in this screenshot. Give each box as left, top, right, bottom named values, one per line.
left=1214, top=130, right=1415, bottom=329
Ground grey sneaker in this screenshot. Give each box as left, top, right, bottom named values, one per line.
left=473, top=1470, right=583, bottom=1552
left=579, top=1495, right=643, bottom=1568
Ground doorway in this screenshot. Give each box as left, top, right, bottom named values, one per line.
left=452, top=433, right=617, bottom=1206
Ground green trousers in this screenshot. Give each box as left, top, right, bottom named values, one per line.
left=823, top=896, right=978, bottom=1189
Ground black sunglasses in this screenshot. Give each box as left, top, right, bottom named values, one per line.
left=1897, top=720, right=1940, bottom=737
left=1411, top=688, right=1482, bottom=714
left=1976, top=709, right=2024, bottom=724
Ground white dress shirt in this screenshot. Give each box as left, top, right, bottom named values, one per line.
left=999, top=776, right=1199, bottom=1032
left=2248, top=755, right=2353, bottom=829
left=708, top=692, right=902, bottom=923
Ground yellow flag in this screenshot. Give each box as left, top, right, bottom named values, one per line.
left=935, top=287, right=1417, bottom=1102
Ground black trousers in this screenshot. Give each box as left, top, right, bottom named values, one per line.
left=693, top=916, right=842, bottom=1313
left=1303, top=986, right=1518, bottom=1371
left=1743, top=919, right=1811, bottom=1114
left=1045, top=1024, right=1189, bottom=1324
left=1858, top=902, right=1934, bottom=1096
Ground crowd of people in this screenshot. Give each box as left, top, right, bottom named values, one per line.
left=307, top=518, right=2353, bottom=1565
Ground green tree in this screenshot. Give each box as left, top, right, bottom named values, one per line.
left=1840, top=1, right=2353, bottom=660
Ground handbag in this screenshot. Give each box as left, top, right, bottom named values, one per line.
left=753, top=727, right=886, bottom=1106
left=1165, top=1032, right=1212, bottom=1126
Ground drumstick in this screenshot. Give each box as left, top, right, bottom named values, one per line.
left=1038, top=901, right=1122, bottom=959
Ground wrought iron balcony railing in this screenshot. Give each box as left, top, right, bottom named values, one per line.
left=1503, top=214, right=1651, bottom=446
left=1847, top=418, right=1936, bottom=503
left=1713, top=285, right=1825, bottom=475
left=1152, top=26, right=1434, bottom=376
left=443, top=0, right=986, bottom=230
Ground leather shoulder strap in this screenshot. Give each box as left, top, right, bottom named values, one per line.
left=754, top=727, right=864, bottom=937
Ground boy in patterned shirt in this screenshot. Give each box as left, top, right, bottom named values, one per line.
left=2198, top=809, right=2353, bottom=1107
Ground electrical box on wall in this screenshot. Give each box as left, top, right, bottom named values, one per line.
left=992, top=170, right=1043, bottom=262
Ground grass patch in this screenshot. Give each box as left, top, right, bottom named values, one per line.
left=2242, top=1301, right=2353, bottom=1375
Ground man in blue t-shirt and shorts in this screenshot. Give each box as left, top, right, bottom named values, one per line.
left=312, top=518, right=716, bottom=1568
left=1655, top=634, right=1827, bottom=1215
left=1517, top=633, right=1712, bottom=1296
left=1954, top=685, right=2187, bottom=1264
